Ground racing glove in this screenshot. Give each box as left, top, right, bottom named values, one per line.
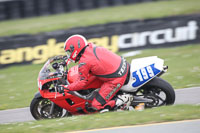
left=57, top=85, right=69, bottom=94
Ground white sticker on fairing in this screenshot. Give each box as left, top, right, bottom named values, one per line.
left=38, top=81, right=42, bottom=90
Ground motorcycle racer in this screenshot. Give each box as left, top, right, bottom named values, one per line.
left=58, top=34, right=131, bottom=112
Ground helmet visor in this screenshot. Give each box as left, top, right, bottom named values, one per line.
left=65, top=50, right=75, bottom=63
left=65, top=50, right=71, bottom=59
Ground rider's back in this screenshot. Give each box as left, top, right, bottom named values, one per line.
left=80, top=43, right=122, bottom=81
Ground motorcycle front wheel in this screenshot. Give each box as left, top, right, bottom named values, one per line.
left=30, top=97, right=69, bottom=120
left=137, top=77, right=175, bottom=108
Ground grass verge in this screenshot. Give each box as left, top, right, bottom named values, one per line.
left=0, top=44, right=200, bottom=110
left=124, top=44, right=200, bottom=89
left=0, top=0, right=200, bottom=37
left=0, top=105, right=200, bottom=132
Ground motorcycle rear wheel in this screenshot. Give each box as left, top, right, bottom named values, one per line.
left=138, top=77, right=175, bottom=108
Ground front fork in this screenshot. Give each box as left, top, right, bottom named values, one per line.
left=34, top=91, right=56, bottom=116
left=49, top=102, right=55, bottom=115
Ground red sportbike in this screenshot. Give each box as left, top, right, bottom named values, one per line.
left=30, top=55, right=175, bottom=120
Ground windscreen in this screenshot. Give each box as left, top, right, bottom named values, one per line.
left=39, top=59, right=55, bottom=80
left=38, top=55, right=70, bottom=81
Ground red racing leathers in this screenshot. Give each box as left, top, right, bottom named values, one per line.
left=66, top=43, right=129, bottom=110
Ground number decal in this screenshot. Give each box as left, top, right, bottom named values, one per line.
left=136, top=65, right=155, bottom=82
left=141, top=68, right=148, bottom=80
left=132, top=64, right=161, bottom=87
left=136, top=70, right=143, bottom=81
left=147, top=65, right=155, bottom=77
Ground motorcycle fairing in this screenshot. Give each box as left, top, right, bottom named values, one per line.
left=120, top=56, right=164, bottom=92
left=37, top=58, right=102, bottom=114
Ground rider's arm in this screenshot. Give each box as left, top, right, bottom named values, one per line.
left=66, top=62, right=90, bottom=91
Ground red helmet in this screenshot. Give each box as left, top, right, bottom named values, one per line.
left=64, top=35, right=88, bottom=62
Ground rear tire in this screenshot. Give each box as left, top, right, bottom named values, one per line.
left=139, top=77, right=175, bottom=107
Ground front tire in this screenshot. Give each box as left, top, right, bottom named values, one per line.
left=138, top=77, right=175, bottom=107
left=30, top=97, right=64, bottom=120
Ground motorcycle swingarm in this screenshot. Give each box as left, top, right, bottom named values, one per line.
left=132, top=96, right=153, bottom=105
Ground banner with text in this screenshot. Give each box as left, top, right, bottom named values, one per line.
left=0, top=14, right=200, bottom=68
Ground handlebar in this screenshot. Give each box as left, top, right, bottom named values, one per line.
left=68, top=91, right=87, bottom=99
left=68, top=89, right=98, bottom=100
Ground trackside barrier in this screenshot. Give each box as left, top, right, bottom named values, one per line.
left=0, top=14, right=200, bottom=68
left=0, top=0, right=165, bottom=21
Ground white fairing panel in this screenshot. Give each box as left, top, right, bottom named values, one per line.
left=121, top=56, right=164, bottom=92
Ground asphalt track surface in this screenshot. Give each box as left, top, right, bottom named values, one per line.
left=0, top=87, right=200, bottom=124
left=76, top=119, right=200, bottom=133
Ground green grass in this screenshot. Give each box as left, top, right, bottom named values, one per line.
left=0, top=64, right=42, bottom=110
left=0, top=44, right=200, bottom=110
left=0, top=0, right=200, bottom=37
left=124, top=44, right=200, bottom=89
left=0, top=105, right=199, bottom=132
